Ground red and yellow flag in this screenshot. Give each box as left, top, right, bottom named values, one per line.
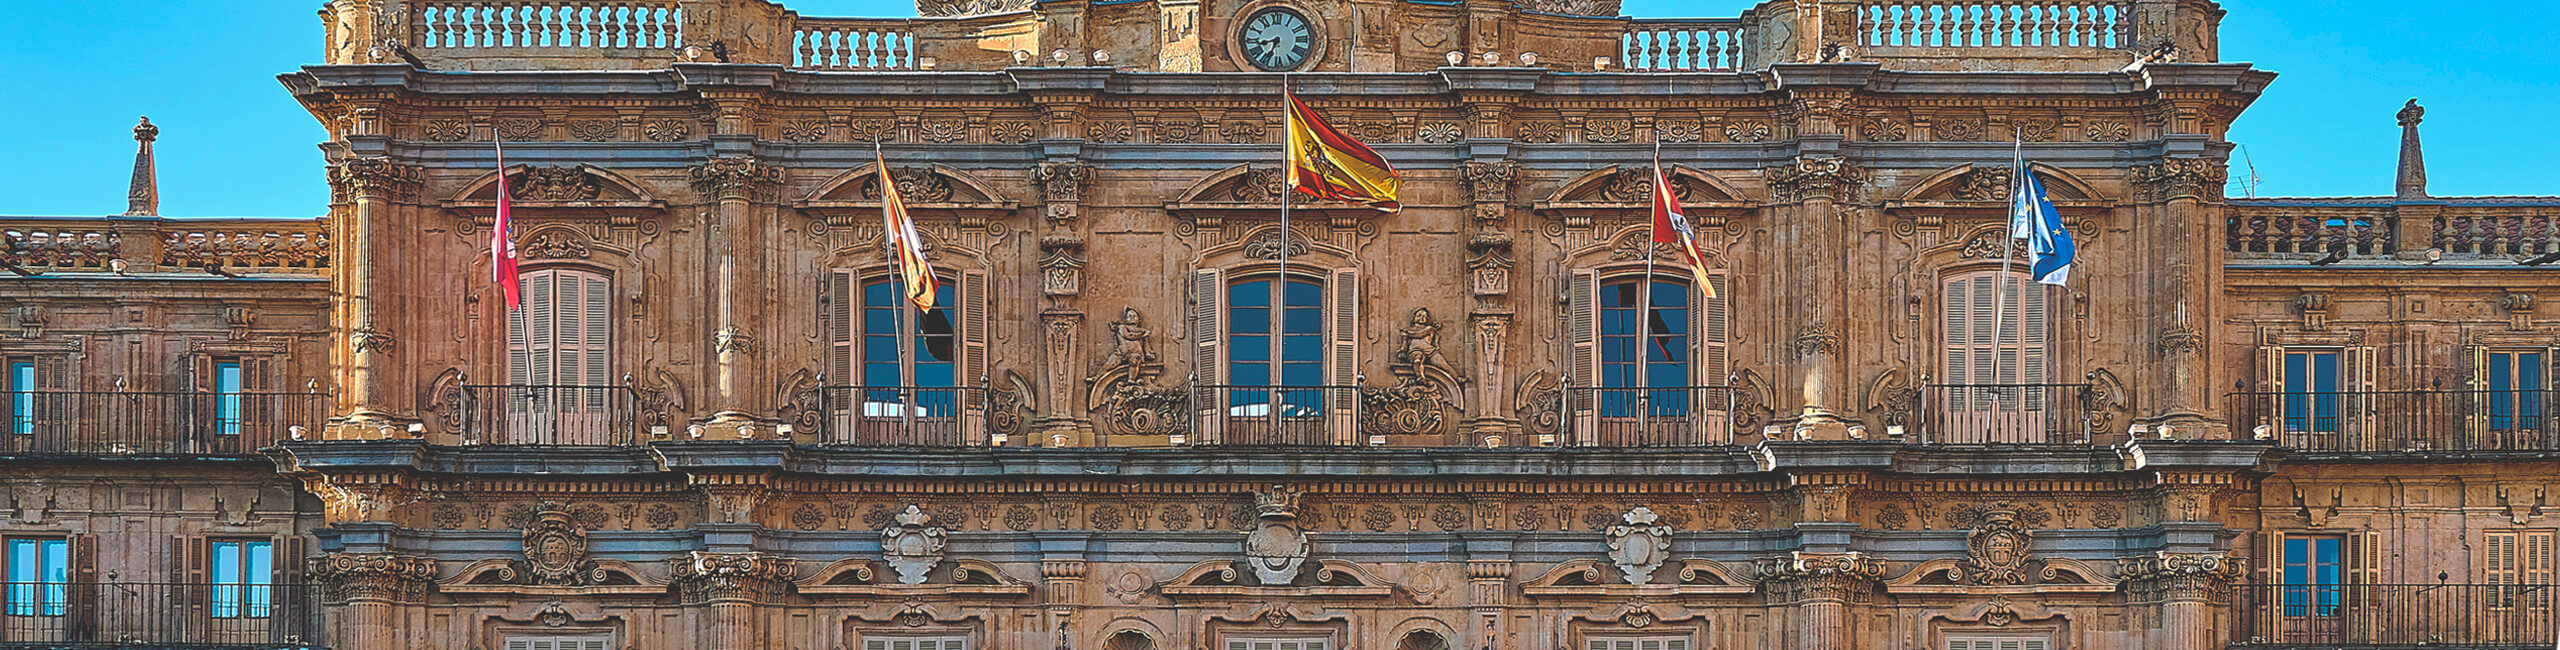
left=1650, top=162, right=1718, bottom=299
left=876, top=151, right=937, bottom=312
left=1284, top=91, right=1401, bottom=211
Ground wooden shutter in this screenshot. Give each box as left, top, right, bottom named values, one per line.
left=1568, top=269, right=1600, bottom=443
left=1191, top=267, right=1225, bottom=444
left=2257, top=345, right=2284, bottom=437
left=1327, top=267, right=1361, bottom=444
left=34, top=355, right=69, bottom=437
left=2345, top=530, right=2379, bottom=585
left=524, top=272, right=556, bottom=385
left=960, top=269, right=991, bottom=444
left=581, top=274, right=610, bottom=393
left=827, top=271, right=856, bottom=385
left=2344, top=345, right=2375, bottom=447
left=1697, top=275, right=1728, bottom=442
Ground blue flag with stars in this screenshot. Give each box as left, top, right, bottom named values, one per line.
left=2010, top=170, right=2075, bottom=286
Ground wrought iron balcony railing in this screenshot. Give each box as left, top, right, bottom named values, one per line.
left=2231, top=582, right=2559, bottom=648
left=0, top=581, right=320, bottom=647
left=1916, top=383, right=2108, bottom=445
left=810, top=385, right=985, bottom=447
left=2227, top=388, right=2557, bottom=453
left=0, top=390, right=326, bottom=457
left=1565, top=385, right=1738, bottom=446
left=1191, top=385, right=1361, bottom=446
left=460, top=384, right=640, bottom=445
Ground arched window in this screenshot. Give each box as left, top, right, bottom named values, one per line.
left=1936, top=269, right=2053, bottom=443
left=859, top=279, right=960, bottom=391
left=503, top=268, right=614, bottom=443
left=1189, top=265, right=1361, bottom=445
left=1567, top=270, right=1727, bottom=446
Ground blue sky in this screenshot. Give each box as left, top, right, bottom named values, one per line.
left=0, top=1, right=2549, bottom=217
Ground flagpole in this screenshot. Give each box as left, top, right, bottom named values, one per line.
left=879, top=141, right=917, bottom=435
left=1637, top=141, right=1663, bottom=438
left=495, top=139, right=530, bottom=404
left=1272, top=74, right=1292, bottom=437
left=1984, top=128, right=2026, bottom=443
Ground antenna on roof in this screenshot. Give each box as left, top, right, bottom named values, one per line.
left=2232, top=145, right=2263, bottom=198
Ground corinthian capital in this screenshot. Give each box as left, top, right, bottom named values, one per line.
left=671, top=551, right=797, bottom=603
left=687, top=156, right=784, bottom=203
left=1762, top=156, right=1865, bottom=204
left=2118, top=551, right=2245, bottom=602
left=2130, top=158, right=2228, bottom=203
left=309, top=552, right=438, bottom=601
left=330, top=156, right=423, bottom=202
left=1755, top=551, right=1885, bottom=604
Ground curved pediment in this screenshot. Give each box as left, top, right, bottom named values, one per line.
left=449, top=164, right=663, bottom=207
left=1535, top=165, right=1750, bottom=210
left=798, top=163, right=1020, bottom=227
left=1522, top=558, right=1753, bottom=598
left=1166, top=164, right=1384, bottom=230
left=1892, top=163, right=2105, bottom=206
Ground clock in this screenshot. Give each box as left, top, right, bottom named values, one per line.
left=1240, top=7, right=1314, bottom=71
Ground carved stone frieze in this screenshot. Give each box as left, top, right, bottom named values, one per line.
left=671, top=551, right=796, bottom=602
left=494, top=117, right=544, bottom=142
left=1605, top=508, right=1672, bottom=585
left=881, top=505, right=948, bottom=585
left=331, top=157, right=423, bottom=201
left=1763, top=157, right=1864, bottom=203
left=917, top=0, right=1033, bottom=17
left=2117, top=551, right=2244, bottom=602
left=514, top=166, right=600, bottom=202
left=350, top=325, right=396, bottom=356
left=423, top=119, right=469, bottom=142
left=520, top=230, right=590, bottom=260
left=2156, top=327, right=2203, bottom=358
left=643, top=119, right=693, bottom=142
left=1457, top=160, right=1519, bottom=205
left=1793, top=322, right=1839, bottom=359
left=688, top=156, right=784, bottom=202
left=569, top=119, right=617, bottom=142
left=1036, top=161, right=1091, bottom=204
left=713, top=326, right=756, bottom=355
left=1956, top=166, right=2012, bottom=202
left=1755, top=552, right=1885, bottom=604
left=1955, top=505, right=2033, bottom=586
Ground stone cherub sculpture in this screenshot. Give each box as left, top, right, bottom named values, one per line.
left=1396, top=307, right=1447, bottom=372
left=1099, top=308, right=1157, bottom=374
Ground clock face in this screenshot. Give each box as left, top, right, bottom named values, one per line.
left=1240, top=7, right=1313, bottom=71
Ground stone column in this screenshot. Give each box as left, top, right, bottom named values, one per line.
left=1762, top=157, right=1864, bottom=436
left=689, top=156, right=783, bottom=432
left=2130, top=159, right=2228, bottom=436
left=309, top=553, right=437, bottom=650
left=1466, top=560, right=1511, bottom=650
left=1755, top=551, right=1885, bottom=649
left=672, top=551, right=796, bottom=650
left=329, top=157, right=421, bottom=433
left=1458, top=160, right=1519, bottom=444
left=2119, top=551, right=2244, bottom=650
left=1035, top=161, right=1094, bottom=443
left=1041, top=560, right=1086, bottom=650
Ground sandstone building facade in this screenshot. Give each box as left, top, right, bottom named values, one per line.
left=2, top=0, right=2556, bottom=648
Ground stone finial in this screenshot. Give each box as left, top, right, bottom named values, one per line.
left=2396, top=99, right=2427, bottom=200
left=125, top=117, right=159, bottom=216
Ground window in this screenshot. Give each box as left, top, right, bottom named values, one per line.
left=864, top=637, right=969, bottom=650
left=2483, top=350, right=2548, bottom=434
left=1599, top=279, right=1690, bottom=417
left=504, top=270, right=614, bottom=442
left=1567, top=271, right=1729, bottom=445
left=6, top=359, right=31, bottom=436
left=209, top=540, right=273, bottom=619
left=213, top=360, right=245, bottom=437
left=505, top=635, right=612, bottom=650
left=2283, top=535, right=2344, bottom=617
left=1588, top=637, right=1689, bottom=650
left=2486, top=530, right=2555, bottom=609
left=1945, top=637, right=2048, bottom=650
left=1225, top=639, right=1327, bottom=650
left=2281, top=350, right=2342, bottom=434
left=1227, top=276, right=1325, bottom=415
left=4, top=537, right=68, bottom=616
left=860, top=278, right=960, bottom=411
left=1940, top=270, right=2051, bottom=429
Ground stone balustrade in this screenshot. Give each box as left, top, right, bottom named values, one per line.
left=0, top=216, right=328, bottom=274
left=315, top=0, right=2218, bottom=73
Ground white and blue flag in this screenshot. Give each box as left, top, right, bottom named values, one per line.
left=2010, top=170, right=2075, bottom=286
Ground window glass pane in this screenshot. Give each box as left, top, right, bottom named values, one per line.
left=216, top=361, right=245, bottom=436
left=1230, top=280, right=1269, bottom=307
left=10, top=362, right=33, bottom=435
left=1282, top=306, right=1321, bottom=334
left=1284, top=280, right=1321, bottom=307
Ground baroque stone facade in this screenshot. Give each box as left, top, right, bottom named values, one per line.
left=3, top=1, right=2556, bottom=650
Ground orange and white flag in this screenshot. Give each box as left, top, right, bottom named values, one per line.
left=876, top=150, right=937, bottom=312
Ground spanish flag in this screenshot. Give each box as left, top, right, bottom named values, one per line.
left=1651, top=161, right=1718, bottom=299
left=876, top=150, right=937, bottom=312
left=1284, top=91, right=1401, bottom=211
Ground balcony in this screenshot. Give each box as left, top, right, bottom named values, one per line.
left=460, top=384, right=641, bottom=445
left=1914, top=383, right=2113, bottom=445
left=2232, top=582, right=2557, bottom=649
left=809, top=385, right=983, bottom=446
left=1191, top=385, right=1360, bottom=447
left=1566, top=386, right=1738, bottom=446
left=2227, top=389, right=2556, bottom=454
left=0, top=581, right=320, bottom=648
left=1, top=391, right=327, bottom=457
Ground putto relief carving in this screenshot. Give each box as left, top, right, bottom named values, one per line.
left=1605, top=507, right=1673, bottom=585
left=881, top=505, right=948, bottom=585
left=1363, top=308, right=1464, bottom=437
left=1089, top=308, right=1184, bottom=438
left=1243, top=486, right=1310, bottom=585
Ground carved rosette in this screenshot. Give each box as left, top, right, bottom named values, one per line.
left=1605, top=508, right=1673, bottom=585
left=1755, top=552, right=1885, bottom=604
left=310, top=552, right=438, bottom=601
left=2130, top=158, right=2228, bottom=203
left=687, top=156, right=784, bottom=203
left=331, top=157, right=423, bottom=202
left=520, top=502, right=601, bottom=586
left=2118, top=552, right=2245, bottom=602
left=671, top=551, right=797, bottom=603
left=1762, top=157, right=1865, bottom=204
left=881, top=505, right=948, bottom=585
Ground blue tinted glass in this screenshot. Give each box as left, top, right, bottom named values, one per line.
left=2314, top=353, right=2339, bottom=393
left=1231, top=339, right=1269, bottom=362
left=1282, top=335, right=1322, bottom=362
left=1232, top=307, right=1270, bottom=334
left=914, top=364, right=953, bottom=389
left=864, top=308, right=896, bottom=333
left=1230, top=364, right=1270, bottom=387
left=10, top=362, right=33, bottom=435
left=2525, top=353, right=2546, bottom=391
left=1603, top=283, right=1637, bottom=308
left=2285, top=353, right=2309, bottom=393
left=862, top=363, right=900, bottom=388
left=2283, top=538, right=2308, bottom=583
left=1284, top=280, right=1321, bottom=307
left=1281, top=364, right=1322, bottom=387
left=864, top=336, right=900, bottom=361
left=864, top=281, right=893, bottom=307
left=1652, top=281, right=1687, bottom=308
left=1283, top=307, right=1321, bottom=333
left=1230, top=280, right=1269, bottom=307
